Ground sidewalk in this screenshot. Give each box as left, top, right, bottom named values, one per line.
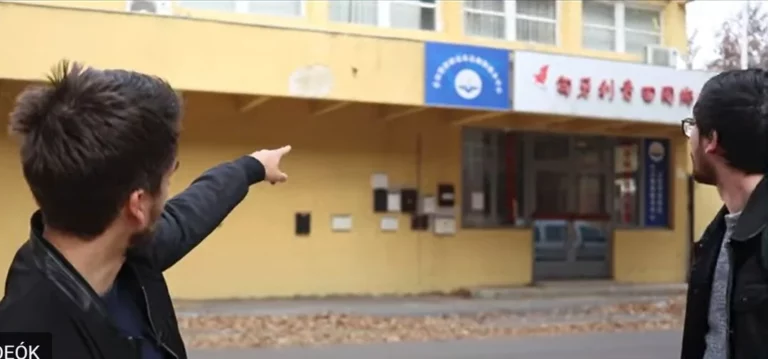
left=175, top=283, right=687, bottom=349
left=174, top=282, right=687, bottom=317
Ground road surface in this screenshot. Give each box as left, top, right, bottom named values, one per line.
left=191, top=330, right=681, bottom=359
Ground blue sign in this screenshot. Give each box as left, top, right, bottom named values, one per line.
left=424, top=42, right=510, bottom=111
left=643, top=139, right=670, bottom=227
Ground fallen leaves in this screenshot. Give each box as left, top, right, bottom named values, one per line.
left=179, top=296, right=686, bottom=349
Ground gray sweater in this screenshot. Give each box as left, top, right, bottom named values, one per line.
left=703, top=212, right=742, bottom=359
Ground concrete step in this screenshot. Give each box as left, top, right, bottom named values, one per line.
left=175, top=294, right=682, bottom=318
left=468, top=281, right=688, bottom=300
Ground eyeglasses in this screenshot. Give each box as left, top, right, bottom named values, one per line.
left=682, top=118, right=695, bottom=138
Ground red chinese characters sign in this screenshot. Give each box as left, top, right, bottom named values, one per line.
left=535, top=65, right=697, bottom=108
left=621, top=80, right=633, bottom=102
left=680, top=87, right=694, bottom=106
left=598, top=79, right=614, bottom=101
left=513, top=51, right=715, bottom=124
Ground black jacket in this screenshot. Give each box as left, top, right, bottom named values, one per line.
left=0, top=156, right=265, bottom=359
left=682, top=177, right=768, bottom=359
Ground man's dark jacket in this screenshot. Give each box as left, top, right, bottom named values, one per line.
left=682, top=177, right=768, bottom=359
left=0, top=156, right=265, bottom=359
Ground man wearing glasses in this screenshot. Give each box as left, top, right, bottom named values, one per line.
left=680, top=69, right=768, bottom=359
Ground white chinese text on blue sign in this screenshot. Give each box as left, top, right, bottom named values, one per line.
left=424, top=42, right=510, bottom=111
left=643, top=139, right=670, bottom=227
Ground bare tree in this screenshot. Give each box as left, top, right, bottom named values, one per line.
left=707, top=2, right=768, bottom=71
left=685, top=29, right=700, bottom=70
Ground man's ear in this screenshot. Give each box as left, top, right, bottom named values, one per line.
left=126, top=189, right=149, bottom=228
left=703, top=130, right=719, bottom=155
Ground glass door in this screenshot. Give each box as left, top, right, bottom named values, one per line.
left=526, top=134, right=613, bottom=281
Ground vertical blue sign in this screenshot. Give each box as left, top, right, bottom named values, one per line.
left=424, top=42, right=510, bottom=111
left=643, top=139, right=670, bottom=227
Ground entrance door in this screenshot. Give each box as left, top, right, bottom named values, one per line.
left=526, top=134, right=612, bottom=280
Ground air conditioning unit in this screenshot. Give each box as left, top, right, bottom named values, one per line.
left=645, top=45, right=680, bottom=68
left=126, top=0, right=172, bottom=15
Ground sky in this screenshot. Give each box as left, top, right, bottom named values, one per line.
left=686, top=0, right=767, bottom=69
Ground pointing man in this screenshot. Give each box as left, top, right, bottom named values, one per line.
left=0, top=61, right=290, bottom=359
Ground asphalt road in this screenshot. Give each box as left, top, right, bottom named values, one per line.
left=190, top=330, right=682, bottom=359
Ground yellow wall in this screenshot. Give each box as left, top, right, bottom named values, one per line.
left=694, top=185, right=721, bottom=242
left=0, top=1, right=688, bottom=101
left=0, top=88, right=39, bottom=291
left=0, top=3, right=423, bottom=105
left=0, top=85, right=532, bottom=299
left=164, top=95, right=535, bottom=298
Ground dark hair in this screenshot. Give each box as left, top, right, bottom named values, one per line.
left=693, top=68, right=768, bottom=174
left=9, top=60, right=182, bottom=238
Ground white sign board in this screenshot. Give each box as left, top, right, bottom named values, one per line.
left=331, top=214, right=352, bottom=232
left=614, top=144, right=639, bottom=174
left=511, top=51, right=718, bottom=124
left=433, top=216, right=457, bottom=236
left=380, top=217, right=399, bottom=232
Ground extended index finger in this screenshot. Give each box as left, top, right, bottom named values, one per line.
left=276, top=145, right=292, bottom=156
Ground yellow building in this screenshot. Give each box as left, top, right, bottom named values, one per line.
left=0, top=0, right=716, bottom=300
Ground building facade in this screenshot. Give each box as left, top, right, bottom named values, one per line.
left=0, top=0, right=716, bottom=299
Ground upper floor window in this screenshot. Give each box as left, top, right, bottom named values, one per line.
left=177, top=0, right=303, bottom=17
left=463, top=0, right=557, bottom=45
left=582, top=1, right=661, bottom=55
left=329, top=0, right=437, bottom=31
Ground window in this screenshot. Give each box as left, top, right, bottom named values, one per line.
left=178, top=0, right=236, bottom=12
left=464, top=132, right=669, bottom=229
left=329, top=0, right=437, bottom=31
left=579, top=225, right=606, bottom=244
left=535, top=171, right=569, bottom=214
left=625, top=7, right=662, bottom=55
left=461, top=128, right=525, bottom=228
left=581, top=1, right=615, bottom=51
left=463, top=0, right=557, bottom=45
left=582, top=1, right=661, bottom=54
left=544, top=224, right=567, bottom=243
left=177, top=0, right=303, bottom=17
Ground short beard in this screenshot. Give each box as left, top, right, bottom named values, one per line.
left=692, top=158, right=717, bottom=185
left=128, top=204, right=162, bottom=247
left=129, top=227, right=154, bottom=247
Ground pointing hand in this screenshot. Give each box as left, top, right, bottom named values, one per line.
left=250, top=145, right=291, bottom=184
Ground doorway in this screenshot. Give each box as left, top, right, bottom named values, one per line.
left=525, top=134, right=613, bottom=280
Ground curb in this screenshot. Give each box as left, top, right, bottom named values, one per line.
left=469, top=283, right=688, bottom=300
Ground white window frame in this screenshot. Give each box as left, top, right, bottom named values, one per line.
left=380, top=0, right=441, bottom=31
left=176, top=0, right=306, bottom=17
left=582, top=1, right=662, bottom=53
left=463, top=0, right=560, bottom=46
left=330, top=0, right=441, bottom=31
left=623, top=3, right=664, bottom=51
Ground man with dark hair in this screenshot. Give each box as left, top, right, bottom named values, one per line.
left=681, top=69, right=768, bottom=359
left=0, top=61, right=291, bottom=359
